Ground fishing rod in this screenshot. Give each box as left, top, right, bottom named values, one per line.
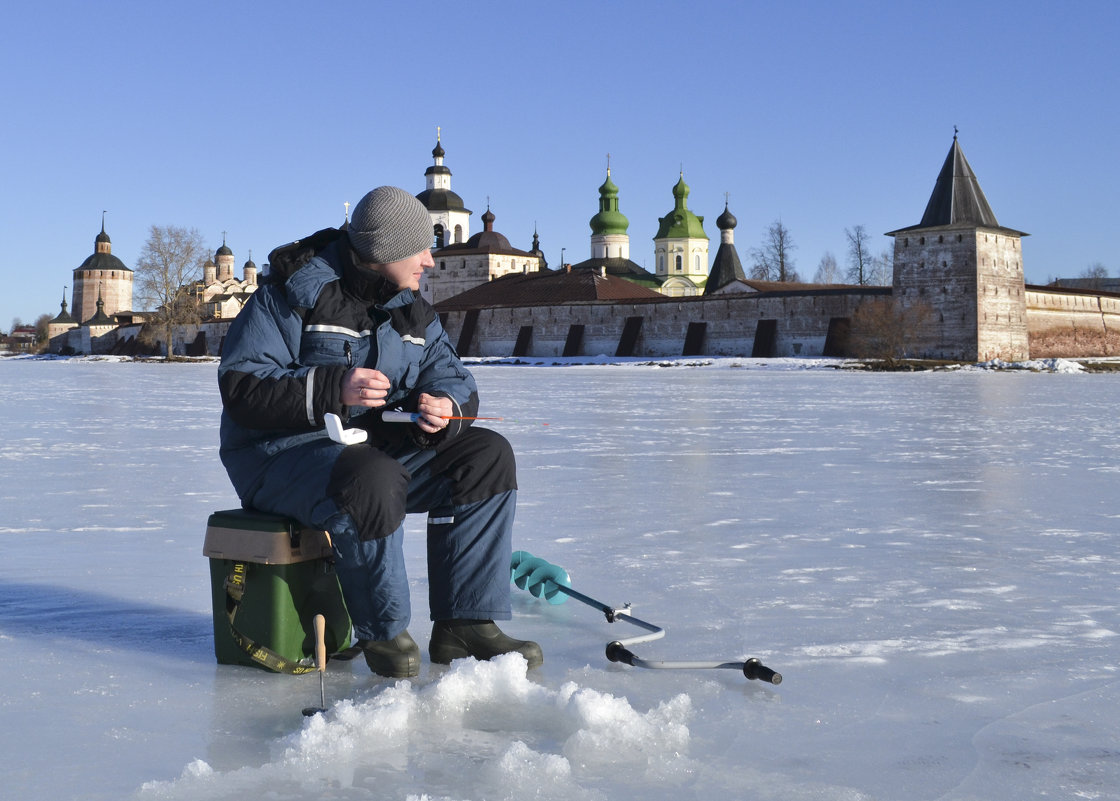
left=382, top=411, right=547, bottom=425
left=325, top=412, right=542, bottom=445
left=381, top=411, right=503, bottom=423
left=511, top=551, right=782, bottom=684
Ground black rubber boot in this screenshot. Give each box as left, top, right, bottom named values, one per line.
left=429, top=620, right=543, bottom=669
left=360, top=630, right=420, bottom=677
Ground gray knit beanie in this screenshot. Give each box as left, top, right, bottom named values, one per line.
left=347, top=186, right=433, bottom=263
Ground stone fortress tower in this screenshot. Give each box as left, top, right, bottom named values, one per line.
left=71, top=214, right=132, bottom=324
left=888, top=133, right=1029, bottom=361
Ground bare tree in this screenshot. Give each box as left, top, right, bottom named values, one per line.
left=34, top=313, right=52, bottom=352
left=1080, top=262, right=1109, bottom=289
left=750, top=219, right=799, bottom=282
left=844, top=225, right=875, bottom=285
left=813, top=251, right=840, bottom=283
left=848, top=298, right=934, bottom=365
left=871, top=248, right=894, bottom=286
left=134, top=225, right=208, bottom=359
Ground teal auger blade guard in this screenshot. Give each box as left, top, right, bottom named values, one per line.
left=510, top=550, right=571, bottom=604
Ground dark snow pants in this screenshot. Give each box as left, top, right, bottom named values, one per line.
left=241, top=427, right=518, bottom=641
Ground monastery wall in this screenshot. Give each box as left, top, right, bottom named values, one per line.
left=1025, top=288, right=1120, bottom=357
left=442, top=288, right=887, bottom=359
left=50, top=285, right=1120, bottom=361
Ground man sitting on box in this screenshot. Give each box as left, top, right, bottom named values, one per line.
left=217, top=186, right=542, bottom=677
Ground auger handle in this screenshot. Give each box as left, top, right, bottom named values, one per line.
left=606, top=641, right=636, bottom=666
left=608, top=642, right=782, bottom=683
left=743, top=658, right=782, bottom=684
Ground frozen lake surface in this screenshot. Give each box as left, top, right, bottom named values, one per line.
left=1, top=356, right=1117, bottom=800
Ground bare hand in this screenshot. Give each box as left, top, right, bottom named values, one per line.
left=415, top=393, right=452, bottom=433
left=341, top=368, right=391, bottom=408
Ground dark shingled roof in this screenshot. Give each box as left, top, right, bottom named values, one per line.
left=85, top=301, right=116, bottom=326
left=434, top=267, right=666, bottom=311
left=704, top=241, right=745, bottom=295
left=417, top=187, right=470, bottom=214
left=889, top=136, right=1027, bottom=237
left=50, top=307, right=76, bottom=325
left=434, top=209, right=532, bottom=257
left=923, top=136, right=998, bottom=227
left=76, top=251, right=131, bottom=273
left=710, top=279, right=890, bottom=295
left=566, top=256, right=660, bottom=288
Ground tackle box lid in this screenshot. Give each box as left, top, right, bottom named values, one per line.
left=203, top=508, right=333, bottom=565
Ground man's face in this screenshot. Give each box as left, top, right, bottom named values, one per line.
left=369, top=249, right=435, bottom=291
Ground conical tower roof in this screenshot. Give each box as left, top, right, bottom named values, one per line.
left=85, top=287, right=115, bottom=326
left=96, top=213, right=111, bottom=246
left=920, top=135, right=999, bottom=227
left=50, top=288, right=76, bottom=325
left=888, top=134, right=1027, bottom=237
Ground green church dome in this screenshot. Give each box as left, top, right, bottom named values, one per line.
left=589, top=171, right=629, bottom=236
left=654, top=173, right=706, bottom=240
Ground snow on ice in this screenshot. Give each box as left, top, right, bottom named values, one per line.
left=1, top=355, right=1118, bottom=800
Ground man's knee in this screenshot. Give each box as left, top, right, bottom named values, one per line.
left=438, top=427, right=517, bottom=505
left=327, top=446, right=410, bottom=540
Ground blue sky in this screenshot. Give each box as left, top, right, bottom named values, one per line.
left=2, top=0, right=1117, bottom=331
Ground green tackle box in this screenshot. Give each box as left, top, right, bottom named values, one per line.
left=204, top=508, right=352, bottom=672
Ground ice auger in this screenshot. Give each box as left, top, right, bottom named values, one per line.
left=510, top=551, right=781, bottom=684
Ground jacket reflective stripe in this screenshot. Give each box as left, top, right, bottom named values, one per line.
left=305, top=366, right=317, bottom=425
left=304, top=324, right=423, bottom=347
left=305, top=324, right=372, bottom=338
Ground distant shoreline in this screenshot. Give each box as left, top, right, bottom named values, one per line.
left=5, top=352, right=1120, bottom=372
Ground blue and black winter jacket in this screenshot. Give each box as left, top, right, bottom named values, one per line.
left=218, top=234, right=478, bottom=497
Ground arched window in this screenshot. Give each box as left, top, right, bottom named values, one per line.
left=433, top=224, right=445, bottom=248
left=454, top=225, right=463, bottom=243
left=675, top=254, right=682, bottom=272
